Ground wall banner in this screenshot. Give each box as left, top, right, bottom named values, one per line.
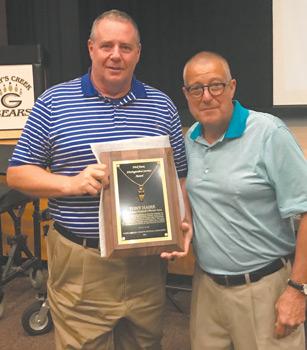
left=0, top=64, right=35, bottom=130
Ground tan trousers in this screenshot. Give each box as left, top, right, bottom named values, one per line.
left=46, top=225, right=167, bottom=350
left=190, top=263, right=305, bottom=350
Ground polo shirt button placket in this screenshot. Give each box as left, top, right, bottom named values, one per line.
left=202, top=147, right=210, bottom=178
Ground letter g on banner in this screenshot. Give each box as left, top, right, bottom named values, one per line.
left=1, top=93, right=22, bottom=108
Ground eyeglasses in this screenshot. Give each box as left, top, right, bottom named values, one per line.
left=184, top=81, right=230, bottom=98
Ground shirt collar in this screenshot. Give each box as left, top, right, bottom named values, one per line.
left=81, top=71, right=147, bottom=100
left=190, top=100, right=249, bottom=141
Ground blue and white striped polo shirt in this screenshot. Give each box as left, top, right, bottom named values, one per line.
left=9, top=73, right=187, bottom=237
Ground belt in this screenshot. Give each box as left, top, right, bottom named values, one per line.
left=204, top=256, right=292, bottom=287
left=54, top=222, right=99, bottom=249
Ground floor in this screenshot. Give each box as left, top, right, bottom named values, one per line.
left=2, top=271, right=307, bottom=350
left=0, top=272, right=191, bottom=350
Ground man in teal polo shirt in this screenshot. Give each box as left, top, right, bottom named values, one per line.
left=183, top=51, right=307, bottom=350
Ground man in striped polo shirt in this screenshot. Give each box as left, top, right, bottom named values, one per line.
left=7, top=9, right=192, bottom=350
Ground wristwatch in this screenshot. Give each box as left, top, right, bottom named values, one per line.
left=287, top=279, right=307, bottom=295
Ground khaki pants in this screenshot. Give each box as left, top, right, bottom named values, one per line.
left=47, top=225, right=167, bottom=350
left=190, top=263, right=305, bottom=350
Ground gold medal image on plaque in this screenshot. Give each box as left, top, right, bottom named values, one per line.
left=100, top=147, right=184, bottom=258
left=116, top=161, right=159, bottom=202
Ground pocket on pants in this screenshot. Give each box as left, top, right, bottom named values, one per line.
left=47, top=227, right=85, bottom=297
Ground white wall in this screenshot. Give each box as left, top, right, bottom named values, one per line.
left=273, top=0, right=307, bottom=105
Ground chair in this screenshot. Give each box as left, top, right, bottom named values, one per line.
left=166, top=273, right=192, bottom=314
left=0, top=183, right=43, bottom=318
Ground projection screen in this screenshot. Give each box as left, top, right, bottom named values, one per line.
left=273, top=0, right=307, bottom=105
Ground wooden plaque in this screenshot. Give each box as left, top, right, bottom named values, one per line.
left=100, top=147, right=184, bottom=258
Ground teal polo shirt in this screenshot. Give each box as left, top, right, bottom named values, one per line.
left=185, top=101, right=307, bottom=274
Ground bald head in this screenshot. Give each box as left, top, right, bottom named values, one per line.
left=182, top=51, right=236, bottom=142
left=183, top=51, right=232, bottom=86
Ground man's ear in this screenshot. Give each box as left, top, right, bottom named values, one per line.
left=88, top=39, right=94, bottom=59
left=136, top=43, right=141, bottom=64
left=182, top=86, right=189, bottom=101
left=229, top=79, right=237, bottom=99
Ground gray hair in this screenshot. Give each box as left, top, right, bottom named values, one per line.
left=89, top=9, right=141, bottom=44
left=183, top=51, right=232, bottom=84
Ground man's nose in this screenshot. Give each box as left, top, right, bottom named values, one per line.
left=201, top=87, right=213, bottom=102
left=110, top=46, right=121, bottom=59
